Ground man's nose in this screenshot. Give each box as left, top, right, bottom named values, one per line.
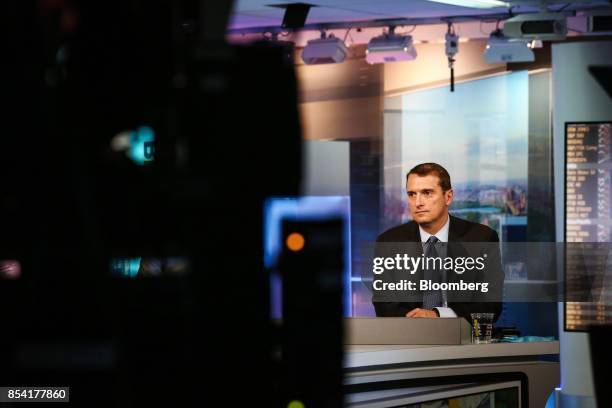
left=415, top=194, right=424, bottom=206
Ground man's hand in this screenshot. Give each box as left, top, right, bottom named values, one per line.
left=406, top=308, right=438, bottom=318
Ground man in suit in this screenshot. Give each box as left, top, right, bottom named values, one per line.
left=372, top=162, right=503, bottom=321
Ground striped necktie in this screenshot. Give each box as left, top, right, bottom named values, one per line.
left=422, top=236, right=442, bottom=309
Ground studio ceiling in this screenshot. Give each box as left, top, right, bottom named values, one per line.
left=228, top=0, right=611, bottom=30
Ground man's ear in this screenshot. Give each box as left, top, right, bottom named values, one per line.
left=445, top=189, right=454, bottom=206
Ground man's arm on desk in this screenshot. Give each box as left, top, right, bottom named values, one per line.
left=373, top=301, right=416, bottom=317
left=374, top=303, right=448, bottom=318
left=407, top=308, right=438, bottom=318
left=434, top=307, right=456, bottom=317
left=405, top=307, right=458, bottom=318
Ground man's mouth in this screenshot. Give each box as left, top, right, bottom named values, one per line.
left=415, top=211, right=428, bottom=215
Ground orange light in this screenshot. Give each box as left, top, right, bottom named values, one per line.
left=286, top=232, right=305, bottom=252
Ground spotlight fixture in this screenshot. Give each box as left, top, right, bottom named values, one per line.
left=365, top=27, right=417, bottom=64
left=503, top=12, right=567, bottom=41
left=301, top=32, right=348, bottom=65
left=445, top=30, right=459, bottom=60
left=484, top=29, right=534, bottom=63
left=445, top=23, right=459, bottom=92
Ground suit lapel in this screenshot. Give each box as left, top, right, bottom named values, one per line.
left=407, top=221, right=423, bottom=256
left=447, top=215, right=469, bottom=283
left=404, top=221, right=421, bottom=242
left=448, top=215, right=461, bottom=242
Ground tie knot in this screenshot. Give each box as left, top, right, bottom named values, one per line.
left=427, top=236, right=439, bottom=244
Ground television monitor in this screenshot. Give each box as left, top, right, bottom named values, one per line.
left=565, top=121, right=612, bottom=331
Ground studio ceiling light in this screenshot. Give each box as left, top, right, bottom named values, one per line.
left=484, top=29, right=534, bottom=63
left=301, top=32, right=348, bottom=65
left=365, top=27, right=417, bottom=64
left=503, top=12, right=567, bottom=40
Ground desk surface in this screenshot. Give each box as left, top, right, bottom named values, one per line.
left=345, top=341, right=559, bottom=368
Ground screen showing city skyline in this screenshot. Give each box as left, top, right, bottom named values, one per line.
left=383, top=71, right=529, bottom=238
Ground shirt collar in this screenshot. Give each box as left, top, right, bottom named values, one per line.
left=418, top=214, right=450, bottom=243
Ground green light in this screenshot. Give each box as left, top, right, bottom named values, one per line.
left=287, top=400, right=305, bottom=408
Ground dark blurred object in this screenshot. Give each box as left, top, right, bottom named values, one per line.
left=137, top=257, right=189, bottom=277
left=278, top=3, right=313, bottom=29
left=0, top=0, right=312, bottom=406
left=0, top=260, right=21, bottom=280
left=589, top=66, right=612, bottom=98
left=280, top=219, right=344, bottom=408
left=493, top=326, right=521, bottom=339
left=589, top=325, right=612, bottom=408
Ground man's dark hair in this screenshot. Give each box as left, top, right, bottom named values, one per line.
left=407, top=163, right=452, bottom=192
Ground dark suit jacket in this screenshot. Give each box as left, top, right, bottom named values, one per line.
left=372, top=215, right=503, bottom=322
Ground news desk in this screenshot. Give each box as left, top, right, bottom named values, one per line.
left=343, top=319, right=559, bottom=407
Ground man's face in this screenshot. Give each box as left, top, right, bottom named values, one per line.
left=406, top=174, right=453, bottom=226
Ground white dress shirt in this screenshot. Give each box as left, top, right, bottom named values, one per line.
left=418, top=214, right=457, bottom=318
